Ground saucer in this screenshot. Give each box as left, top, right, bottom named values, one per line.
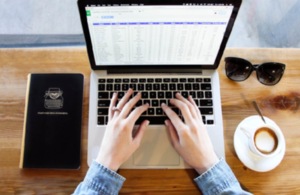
left=234, top=115, right=285, bottom=172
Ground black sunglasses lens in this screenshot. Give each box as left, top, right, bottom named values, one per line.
left=225, top=60, right=252, bottom=81
left=257, top=63, right=284, bottom=85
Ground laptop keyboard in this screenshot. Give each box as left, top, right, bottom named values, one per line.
left=98, top=77, right=214, bottom=125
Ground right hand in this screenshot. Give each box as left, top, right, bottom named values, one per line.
left=161, top=93, right=219, bottom=175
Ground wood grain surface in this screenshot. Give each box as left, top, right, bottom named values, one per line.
left=1, top=47, right=300, bottom=195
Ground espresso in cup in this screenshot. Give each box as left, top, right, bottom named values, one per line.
left=254, top=127, right=278, bottom=154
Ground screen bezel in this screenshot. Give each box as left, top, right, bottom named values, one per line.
left=78, top=0, right=241, bottom=71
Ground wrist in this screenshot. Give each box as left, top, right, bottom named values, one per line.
left=194, top=154, right=219, bottom=175
left=96, top=156, right=120, bottom=172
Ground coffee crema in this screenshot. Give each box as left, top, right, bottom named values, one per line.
left=254, top=127, right=278, bottom=154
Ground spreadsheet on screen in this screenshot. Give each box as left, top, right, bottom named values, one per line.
left=86, top=5, right=233, bottom=66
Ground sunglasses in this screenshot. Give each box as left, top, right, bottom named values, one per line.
left=224, top=57, right=286, bottom=86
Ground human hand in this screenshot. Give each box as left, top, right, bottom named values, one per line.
left=161, top=93, right=219, bottom=175
left=96, top=88, right=150, bottom=172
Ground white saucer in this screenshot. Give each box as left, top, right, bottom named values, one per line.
left=234, top=115, right=285, bottom=172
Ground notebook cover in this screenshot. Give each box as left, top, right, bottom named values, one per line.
left=20, top=74, right=84, bottom=169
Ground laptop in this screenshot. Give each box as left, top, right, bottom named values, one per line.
left=78, top=0, right=241, bottom=168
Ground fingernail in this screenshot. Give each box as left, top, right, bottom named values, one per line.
left=177, top=93, right=181, bottom=96
left=164, top=120, right=168, bottom=126
left=127, top=88, right=131, bottom=92
left=161, top=103, right=165, bottom=106
left=146, top=120, right=150, bottom=125
left=146, top=103, right=149, bottom=106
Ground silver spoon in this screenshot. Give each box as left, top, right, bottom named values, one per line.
left=252, top=100, right=266, bottom=124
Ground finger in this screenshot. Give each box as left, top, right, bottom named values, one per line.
left=133, top=120, right=150, bottom=147
left=176, top=93, right=198, bottom=119
left=119, top=92, right=141, bottom=118
left=169, top=99, right=193, bottom=124
left=190, top=97, right=204, bottom=125
left=114, top=88, right=133, bottom=118
left=189, top=96, right=205, bottom=125
left=188, top=95, right=202, bottom=120
left=108, top=93, right=118, bottom=121
left=165, top=120, right=180, bottom=149
left=127, top=103, right=149, bottom=122
left=161, top=103, right=185, bottom=130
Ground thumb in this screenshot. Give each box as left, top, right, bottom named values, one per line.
left=133, top=120, right=149, bottom=146
left=165, top=120, right=180, bottom=149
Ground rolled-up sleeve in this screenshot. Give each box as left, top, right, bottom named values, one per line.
left=73, top=160, right=125, bottom=195
left=194, top=158, right=252, bottom=195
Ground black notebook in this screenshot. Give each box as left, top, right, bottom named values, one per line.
left=20, top=74, right=84, bottom=169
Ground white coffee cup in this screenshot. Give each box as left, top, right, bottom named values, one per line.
left=241, top=124, right=284, bottom=158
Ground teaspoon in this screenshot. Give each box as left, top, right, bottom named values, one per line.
left=252, top=100, right=266, bottom=124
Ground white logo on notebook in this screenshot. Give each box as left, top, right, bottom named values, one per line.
left=44, top=88, right=64, bottom=109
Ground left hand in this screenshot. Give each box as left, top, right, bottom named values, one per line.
left=96, top=88, right=150, bottom=171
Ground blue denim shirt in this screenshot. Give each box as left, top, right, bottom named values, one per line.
left=73, top=158, right=252, bottom=195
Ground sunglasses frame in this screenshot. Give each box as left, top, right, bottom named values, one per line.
left=224, top=57, right=286, bottom=86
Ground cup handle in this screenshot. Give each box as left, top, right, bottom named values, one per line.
left=240, top=126, right=251, bottom=138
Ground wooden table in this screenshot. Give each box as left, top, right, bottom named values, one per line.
left=1, top=47, right=300, bottom=194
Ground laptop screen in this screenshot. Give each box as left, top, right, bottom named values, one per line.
left=85, top=4, right=234, bottom=66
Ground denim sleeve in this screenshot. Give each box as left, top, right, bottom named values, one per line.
left=194, top=158, right=252, bottom=195
left=73, top=160, right=126, bottom=195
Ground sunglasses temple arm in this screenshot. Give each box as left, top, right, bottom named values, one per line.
left=261, top=68, right=276, bottom=81
left=227, top=66, right=244, bottom=77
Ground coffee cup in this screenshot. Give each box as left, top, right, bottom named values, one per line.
left=241, top=124, right=284, bottom=158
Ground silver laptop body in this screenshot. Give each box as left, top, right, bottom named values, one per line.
left=77, top=0, right=241, bottom=168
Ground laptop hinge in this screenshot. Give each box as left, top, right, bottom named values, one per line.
left=107, top=68, right=202, bottom=74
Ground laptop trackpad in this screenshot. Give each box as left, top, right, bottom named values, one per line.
left=133, top=128, right=180, bottom=166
